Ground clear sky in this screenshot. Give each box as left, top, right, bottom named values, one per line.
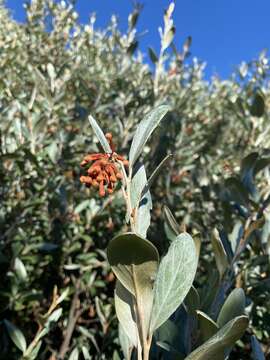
left=5, top=0, right=270, bottom=79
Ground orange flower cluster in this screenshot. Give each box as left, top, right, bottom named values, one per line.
left=80, top=133, right=128, bottom=197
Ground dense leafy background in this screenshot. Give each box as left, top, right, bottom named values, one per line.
left=0, top=1, right=270, bottom=358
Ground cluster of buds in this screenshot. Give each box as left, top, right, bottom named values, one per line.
left=80, top=133, right=128, bottom=197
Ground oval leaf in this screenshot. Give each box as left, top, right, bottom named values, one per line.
left=185, top=316, right=248, bottom=360
left=129, top=105, right=170, bottom=167
left=88, top=115, right=112, bottom=153
left=4, top=319, right=27, bottom=353
left=14, top=257, right=28, bottom=281
left=150, top=232, right=198, bottom=333
left=107, top=233, right=159, bottom=340
left=217, top=288, right=246, bottom=328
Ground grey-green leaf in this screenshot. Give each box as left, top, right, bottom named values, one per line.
left=119, top=323, right=134, bottom=360
left=115, top=281, right=137, bottom=347
left=14, top=257, right=28, bottom=281
left=107, top=233, right=159, bottom=339
left=88, top=115, right=111, bottom=153
left=211, top=229, right=229, bottom=278
left=217, top=288, right=246, bottom=328
left=27, top=341, right=42, bottom=360
left=162, top=26, right=175, bottom=51
left=129, top=105, right=170, bottom=167
left=130, top=161, right=152, bottom=239
left=4, top=319, right=27, bottom=353
left=163, top=205, right=179, bottom=241
left=185, top=316, right=248, bottom=360
left=150, top=232, right=198, bottom=333
left=185, top=286, right=200, bottom=314
left=196, top=311, right=219, bottom=343
left=68, top=347, right=79, bottom=360
left=250, top=92, right=265, bottom=117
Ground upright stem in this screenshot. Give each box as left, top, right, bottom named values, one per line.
left=143, top=340, right=151, bottom=360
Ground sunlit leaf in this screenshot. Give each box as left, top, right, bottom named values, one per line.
left=150, top=232, right=198, bottom=332
left=129, top=105, right=170, bottom=167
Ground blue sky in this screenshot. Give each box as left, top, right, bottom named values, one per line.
left=5, top=0, right=270, bottom=79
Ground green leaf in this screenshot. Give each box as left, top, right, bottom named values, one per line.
left=119, top=323, right=134, bottom=360
left=56, top=287, right=70, bottom=305
left=107, top=233, right=159, bottom=339
left=14, top=257, right=28, bottom=281
left=196, top=311, right=219, bottom=343
left=250, top=92, right=265, bottom=117
left=144, top=154, right=173, bottom=194
left=115, top=281, right=137, bottom=347
left=27, top=341, right=42, bottom=360
left=130, top=164, right=152, bottom=237
left=82, top=346, right=91, bottom=360
left=135, top=191, right=152, bottom=238
left=223, top=177, right=250, bottom=206
left=185, top=316, right=248, bottom=360
left=211, top=229, right=229, bottom=278
left=240, top=152, right=259, bottom=198
left=155, top=319, right=185, bottom=358
left=163, top=205, right=179, bottom=241
left=251, top=335, right=265, bottom=360
left=68, top=347, right=79, bottom=360
left=38, top=308, right=63, bottom=339
left=150, top=232, right=198, bottom=333
left=162, top=26, right=175, bottom=51
left=217, top=288, right=246, bottom=328
left=185, top=285, right=200, bottom=314
left=4, top=319, right=27, bottom=353
left=148, top=47, right=158, bottom=63
left=129, top=105, right=170, bottom=167
left=47, top=141, right=58, bottom=163
left=88, top=115, right=112, bottom=153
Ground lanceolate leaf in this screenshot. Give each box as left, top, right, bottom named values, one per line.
left=163, top=205, right=179, bottom=241
left=88, top=115, right=112, bottom=153
left=211, top=229, right=229, bottom=278
left=107, top=233, right=159, bottom=340
left=4, top=319, right=27, bottom=353
left=130, top=163, right=148, bottom=210
left=115, top=281, right=137, bottom=347
left=129, top=105, right=170, bottom=167
left=144, top=154, right=173, bottom=192
left=162, top=26, right=175, bottom=51
left=185, top=316, right=248, bottom=360
left=217, top=288, right=246, bottom=328
left=149, top=232, right=198, bottom=333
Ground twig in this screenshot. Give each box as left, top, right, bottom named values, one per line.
left=58, top=280, right=82, bottom=359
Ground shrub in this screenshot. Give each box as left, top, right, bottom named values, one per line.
left=0, top=0, right=269, bottom=358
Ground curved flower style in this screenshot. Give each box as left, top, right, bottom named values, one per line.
left=80, top=133, right=128, bottom=197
